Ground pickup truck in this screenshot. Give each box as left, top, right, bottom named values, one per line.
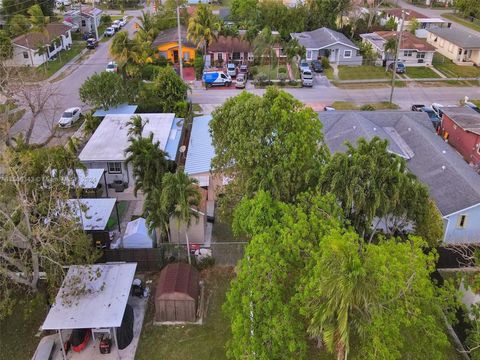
left=203, top=71, right=232, bottom=87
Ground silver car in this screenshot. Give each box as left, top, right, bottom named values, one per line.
left=235, top=74, right=246, bottom=88
left=58, top=107, right=81, bottom=128
left=301, top=70, right=314, bottom=87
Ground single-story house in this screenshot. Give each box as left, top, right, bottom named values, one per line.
left=291, top=27, right=363, bottom=66
left=78, top=114, right=183, bottom=189
left=319, top=111, right=480, bottom=245
left=360, top=31, right=436, bottom=66
left=381, top=8, right=448, bottom=38
left=152, top=26, right=196, bottom=64
left=208, top=36, right=253, bottom=65
left=5, top=23, right=72, bottom=67
left=440, top=106, right=480, bottom=166
left=426, top=27, right=480, bottom=66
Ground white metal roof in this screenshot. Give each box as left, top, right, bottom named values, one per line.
left=79, top=114, right=176, bottom=162
left=52, top=168, right=104, bottom=189
left=67, top=198, right=116, bottom=231
left=185, top=115, right=214, bottom=176
left=42, top=263, right=137, bottom=330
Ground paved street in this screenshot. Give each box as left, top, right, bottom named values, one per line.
left=10, top=8, right=145, bottom=144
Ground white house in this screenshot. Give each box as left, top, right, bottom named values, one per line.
left=78, top=113, right=183, bottom=189
left=5, top=23, right=72, bottom=67
left=382, top=8, right=449, bottom=38
left=360, top=31, right=436, bottom=67
left=291, top=27, right=363, bottom=66
left=63, top=6, right=103, bottom=36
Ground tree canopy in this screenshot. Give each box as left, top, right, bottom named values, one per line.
left=210, top=87, right=329, bottom=217
left=79, top=71, right=129, bottom=110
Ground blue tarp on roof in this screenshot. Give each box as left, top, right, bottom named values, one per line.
left=184, top=115, right=214, bottom=175
left=93, top=104, right=138, bottom=117
left=165, top=118, right=184, bottom=160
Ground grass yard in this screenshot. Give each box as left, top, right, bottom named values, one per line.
left=0, top=293, right=48, bottom=360
left=405, top=66, right=441, bottom=79
left=442, top=13, right=480, bottom=33
left=337, top=65, right=389, bottom=80
left=331, top=101, right=399, bottom=110
left=136, top=267, right=234, bottom=360
left=254, top=64, right=288, bottom=80
left=106, top=200, right=128, bottom=230
left=433, top=53, right=480, bottom=78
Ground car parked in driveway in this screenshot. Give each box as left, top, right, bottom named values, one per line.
left=227, top=63, right=237, bottom=77
left=58, top=107, right=81, bottom=128
left=235, top=74, right=246, bottom=88
left=239, top=64, right=248, bottom=75
left=299, top=60, right=309, bottom=73
left=389, top=62, right=406, bottom=74
left=104, top=27, right=115, bottom=37
left=310, top=59, right=323, bottom=73
left=301, top=70, right=314, bottom=87
left=111, top=23, right=120, bottom=32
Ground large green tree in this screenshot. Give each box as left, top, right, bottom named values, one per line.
left=0, top=31, right=13, bottom=60
left=230, top=0, right=258, bottom=23
left=79, top=71, right=129, bottom=110
left=319, top=137, right=443, bottom=246
left=210, top=87, right=329, bottom=218
left=187, top=3, right=219, bottom=53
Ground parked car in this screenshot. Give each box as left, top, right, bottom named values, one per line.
left=119, top=18, right=127, bottom=27
left=411, top=104, right=425, bottom=112
left=239, top=64, right=248, bottom=75
left=310, top=59, right=323, bottom=73
left=111, top=23, right=120, bottom=32
left=324, top=106, right=336, bottom=111
left=301, top=70, right=314, bottom=87
left=420, top=106, right=441, bottom=129
left=86, top=38, right=98, bottom=49
left=299, top=60, right=309, bottom=73
left=389, top=62, right=406, bottom=74
left=227, top=63, right=237, bottom=77
left=58, top=107, right=81, bottom=128
left=104, top=27, right=115, bottom=37
left=235, top=74, right=246, bottom=88
left=106, top=61, right=118, bottom=73
left=203, top=71, right=232, bottom=87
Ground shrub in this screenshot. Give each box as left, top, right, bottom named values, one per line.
left=153, top=56, right=168, bottom=67
left=321, top=56, right=330, bottom=69
left=194, top=255, right=215, bottom=271
left=141, top=64, right=163, bottom=80
left=255, top=73, right=268, bottom=86
left=278, top=73, right=288, bottom=85
left=249, top=66, right=258, bottom=77
left=278, top=66, right=287, bottom=74
left=194, top=56, right=204, bottom=80
left=360, top=104, right=376, bottom=111
left=100, top=14, right=112, bottom=27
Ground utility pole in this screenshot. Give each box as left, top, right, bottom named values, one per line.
left=389, top=9, right=407, bottom=104
left=92, top=0, right=99, bottom=40
left=176, top=0, right=184, bottom=79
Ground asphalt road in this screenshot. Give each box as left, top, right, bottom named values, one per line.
left=10, top=8, right=144, bottom=144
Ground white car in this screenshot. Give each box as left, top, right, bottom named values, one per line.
left=104, top=27, right=115, bottom=37
left=58, top=107, right=81, bottom=128
left=106, top=61, right=118, bottom=73
left=226, top=63, right=237, bottom=77
left=119, top=18, right=127, bottom=27
left=111, top=22, right=121, bottom=32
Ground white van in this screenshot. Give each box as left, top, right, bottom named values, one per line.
left=203, top=71, right=232, bottom=87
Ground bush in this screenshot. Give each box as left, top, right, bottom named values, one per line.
left=360, top=104, right=376, bottom=111
left=249, top=66, right=258, bottom=77
left=153, top=56, right=168, bottom=67
left=141, top=64, right=163, bottom=81
left=288, top=79, right=299, bottom=86
left=255, top=73, right=268, bottom=86
left=321, top=56, right=330, bottom=69
left=278, top=73, right=288, bottom=85
left=278, top=67, right=287, bottom=74
left=100, top=14, right=112, bottom=27
left=194, top=56, right=204, bottom=80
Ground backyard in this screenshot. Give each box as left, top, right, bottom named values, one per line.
left=337, top=65, right=389, bottom=80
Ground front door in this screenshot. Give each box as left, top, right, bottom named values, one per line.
left=173, top=50, right=179, bottom=63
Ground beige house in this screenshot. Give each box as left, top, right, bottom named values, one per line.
left=426, top=27, right=480, bottom=66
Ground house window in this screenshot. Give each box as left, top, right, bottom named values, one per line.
left=81, top=20, right=86, bottom=26
left=218, top=53, right=223, bottom=61
left=416, top=52, right=425, bottom=59
left=458, top=48, right=463, bottom=55
left=343, top=50, right=352, bottom=58
left=184, top=52, right=190, bottom=61
left=23, top=51, right=29, bottom=59
left=306, top=50, right=312, bottom=60
left=107, top=162, right=122, bottom=174
left=159, top=51, right=167, bottom=58
left=65, top=32, right=69, bottom=39
left=356, top=50, right=361, bottom=56
left=457, top=214, right=467, bottom=229
left=404, top=50, right=413, bottom=57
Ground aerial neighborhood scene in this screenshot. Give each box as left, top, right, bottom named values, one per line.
left=3, top=0, right=480, bottom=359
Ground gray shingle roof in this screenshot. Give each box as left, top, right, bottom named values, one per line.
left=291, top=27, right=359, bottom=50
left=319, top=111, right=480, bottom=216
left=427, top=27, right=480, bottom=49
left=441, top=106, right=480, bottom=136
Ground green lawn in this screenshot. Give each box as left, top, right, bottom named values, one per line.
left=442, top=13, right=480, bottom=33
left=136, top=267, right=234, bottom=360
left=337, top=65, right=389, bottom=80
left=32, top=42, right=84, bottom=80
left=405, top=66, right=441, bottom=79
left=254, top=64, right=288, bottom=80
left=0, top=293, right=48, bottom=360
left=433, top=53, right=480, bottom=78
left=331, top=101, right=399, bottom=110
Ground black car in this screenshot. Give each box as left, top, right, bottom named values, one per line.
left=86, top=38, right=98, bottom=49
left=411, top=104, right=425, bottom=111
left=310, top=60, right=323, bottom=73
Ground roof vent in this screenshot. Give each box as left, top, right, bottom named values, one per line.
left=408, top=127, right=411, bottom=131
left=373, top=127, right=377, bottom=131
left=442, top=165, right=446, bottom=171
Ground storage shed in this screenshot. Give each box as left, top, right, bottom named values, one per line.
left=155, top=263, right=200, bottom=323
left=122, top=217, right=155, bottom=249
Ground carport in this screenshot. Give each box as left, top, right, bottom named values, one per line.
left=53, top=168, right=109, bottom=197
left=42, top=263, right=137, bottom=360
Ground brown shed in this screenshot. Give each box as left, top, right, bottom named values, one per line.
left=155, top=263, right=200, bottom=322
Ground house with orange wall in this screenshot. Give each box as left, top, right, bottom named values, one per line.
left=152, top=26, right=196, bottom=64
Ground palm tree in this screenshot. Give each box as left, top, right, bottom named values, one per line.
left=187, top=3, right=219, bottom=54
left=253, top=27, right=277, bottom=81
left=110, top=31, right=134, bottom=66
left=35, top=42, right=49, bottom=75
left=159, top=169, right=201, bottom=264
left=126, top=114, right=146, bottom=138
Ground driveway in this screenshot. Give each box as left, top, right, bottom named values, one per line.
left=9, top=7, right=146, bottom=144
